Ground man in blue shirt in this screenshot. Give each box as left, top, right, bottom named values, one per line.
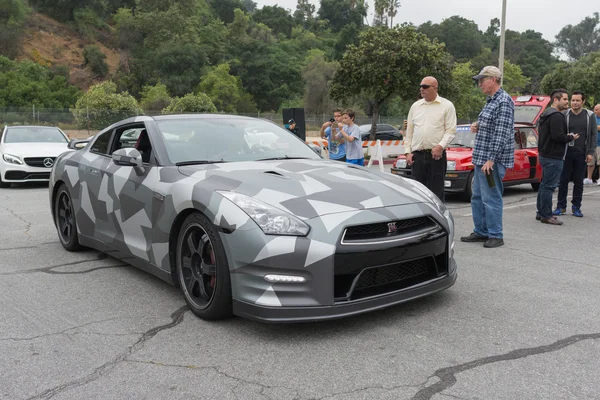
left=319, top=108, right=346, bottom=162
left=460, top=66, right=514, bottom=248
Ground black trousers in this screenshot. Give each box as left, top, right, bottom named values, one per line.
left=411, top=150, right=447, bottom=201
left=557, top=150, right=586, bottom=209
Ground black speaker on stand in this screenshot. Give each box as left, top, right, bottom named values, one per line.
left=282, top=108, right=306, bottom=141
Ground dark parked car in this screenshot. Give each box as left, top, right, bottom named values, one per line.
left=359, top=124, right=403, bottom=141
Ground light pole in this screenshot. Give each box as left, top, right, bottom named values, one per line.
left=498, top=0, right=507, bottom=86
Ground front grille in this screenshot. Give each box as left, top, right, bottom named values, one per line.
left=4, top=171, right=50, bottom=180
left=343, top=217, right=438, bottom=242
left=23, top=157, right=55, bottom=168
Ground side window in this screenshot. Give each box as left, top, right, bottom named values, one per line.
left=113, top=124, right=152, bottom=163
left=525, top=128, right=538, bottom=148
left=90, top=130, right=113, bottom=155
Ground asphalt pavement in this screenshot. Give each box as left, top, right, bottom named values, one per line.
left=1, top=176, right=599, bottom=400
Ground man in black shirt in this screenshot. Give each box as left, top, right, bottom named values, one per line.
left=553, top=91, right=598, bottom=217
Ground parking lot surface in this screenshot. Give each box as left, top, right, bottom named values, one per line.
left=1, top=178, right=599, bottom=400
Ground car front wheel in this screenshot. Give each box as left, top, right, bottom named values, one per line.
left=54, top=184, right=82, bottom=251
left=176, top=212, right=232, bottom=320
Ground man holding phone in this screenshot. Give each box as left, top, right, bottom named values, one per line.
left=319, top=108, right=346, bottom=162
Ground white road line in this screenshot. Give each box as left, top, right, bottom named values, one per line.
left=461, top=189, right=600, bottom=217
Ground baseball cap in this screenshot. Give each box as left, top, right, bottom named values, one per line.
left=472, top=66, right=502, bottom=81
left=288, top=119, right=295, bottom=124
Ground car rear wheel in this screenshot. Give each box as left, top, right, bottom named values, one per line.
left=176, top=212, right=232, bottom=320
left=54, top=184, right=82, bottom=251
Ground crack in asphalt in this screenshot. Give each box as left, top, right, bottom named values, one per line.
left=4, top=207, right=33, bottom=237
left=313, top=380, right=429, bottom=400
left=27, top=305, right=189, bottom=400
left=0, top=258, right=128, bottom=276
left=410, top=333, right=600, bottom=400
left=125, top=359, right=300, bottom=400
left=0, top=318, right=124, bottom=342
left=505, top=247, right=600, bottom=270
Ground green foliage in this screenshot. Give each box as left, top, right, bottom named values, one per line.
left=330, top=25, right=454, bottom=138
left=418, top=16, right=484, bottom=62
left=72, top=81, right=141, bottom=129
left=83, top=45, right=108, bottom=78
left=448, top=62, right=486, bottom=121
left=0, top=0, right=31, bottom=58
left=541, top=51, right=600, bottom=105
left=140, top=83, right=172, bottom=112
left=252, top=5, right=294, bottom=38
left=318, top=0, right=367, bottom=33
left=162, top=93, right=218, bottom=114
left=0, top=58, right=80, bottom=108
left=197, top=63, right=257, bottom=113
left=208, top=0, right=247, bottom=23
left=501, top=60, right=530, bottom=95
left=555, top=12, right=600, bottom=60
left=301, top=50, right=338, bottom=114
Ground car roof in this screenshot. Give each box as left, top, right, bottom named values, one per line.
left=150, top=114, right=260, bottom=121
left=6, top=125, right=62, bottom=129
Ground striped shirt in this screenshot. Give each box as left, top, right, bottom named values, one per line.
left=472, top=88, right=515, bottom=168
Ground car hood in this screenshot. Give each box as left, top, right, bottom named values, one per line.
left=1, top=142, right=71, bottom=158
left=446, top=147, right=473, bottom=162
left=178, top=160, right=435, bottom=219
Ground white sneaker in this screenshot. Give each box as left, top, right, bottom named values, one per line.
left=597, top=180, right=600, bottom=186
left=583, top=178, right=593, bottom=185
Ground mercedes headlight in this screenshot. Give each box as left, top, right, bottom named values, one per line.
left=447, top=161, right=456, bottom=171
left=396, top=159, right=407, bottom=168
left=218, top=191, right=310, bottom=236
left=3, top=154, right=23, bottom=165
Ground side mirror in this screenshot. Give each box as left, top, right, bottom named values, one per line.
left=68, top=139, right=90, bottom=150
left=307, top=143, right=322, bottom=156
left=112, top=148, right=143, bottom=167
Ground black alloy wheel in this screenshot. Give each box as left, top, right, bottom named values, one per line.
left=55, top=184, right=82, bottom=251
left=176, top=213, right=232, bottom=320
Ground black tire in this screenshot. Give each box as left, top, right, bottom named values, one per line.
left=531, top=182, right=540, bottom=191
left=54, top=184, right=82, bottom=251
left=176, top=212, right=232, bottom=320
left=461, top=172, right=474, bottom=202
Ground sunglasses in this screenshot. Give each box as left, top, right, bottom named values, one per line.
left=419, top=84, right=435, bottom=89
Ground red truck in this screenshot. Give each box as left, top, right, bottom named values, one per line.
left=391, top=95, right=551, bottom=200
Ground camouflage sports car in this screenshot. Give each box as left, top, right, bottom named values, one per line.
left=49, top=114, right=457, bottom=322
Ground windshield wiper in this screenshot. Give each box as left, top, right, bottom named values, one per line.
left=176, top=160, right=227, bottom=166
left=257, top=156, right=311, bottom=161
left=448, top=143, right=469, bottom=148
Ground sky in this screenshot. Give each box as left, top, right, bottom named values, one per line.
left=253, top=0, right=598, bottom=42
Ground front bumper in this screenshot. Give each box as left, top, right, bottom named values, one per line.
left=390, top=167, right=471, bottom=193
left=1, top=161, right=53, bottom=182
left=233, top=261, right=457, bottom=323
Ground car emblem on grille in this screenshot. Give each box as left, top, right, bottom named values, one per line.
left=43, top=158, right=54, bottom=168
left=387, top=222, right=397, bottom=233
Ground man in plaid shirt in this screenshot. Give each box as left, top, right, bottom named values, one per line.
left=460, top=66, right=514, bottom=248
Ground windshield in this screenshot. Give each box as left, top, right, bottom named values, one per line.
left=4, top=127, right=68, bottom=144
left=449, top=128, right=475, bottom=148
left=514, top=105, right=541, bottom=123
left=156, top=118, right=321, bottom=163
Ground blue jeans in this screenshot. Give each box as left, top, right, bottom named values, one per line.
left=471, top=164, right=506, bottom=239
left=537, top=156, right=564, bottom=218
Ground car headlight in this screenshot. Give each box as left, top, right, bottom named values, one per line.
left=218, top=191, right=310, bottom=236
left=396, top=159, right=407, bottom=168
left=447, top=161, right=456, bottom=171
left=3, top=154, right=23, bottom=165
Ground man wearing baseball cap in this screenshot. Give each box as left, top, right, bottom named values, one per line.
left=460, top=65, right=515, bottom=248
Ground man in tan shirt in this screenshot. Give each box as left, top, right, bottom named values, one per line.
left=404, top=76, right=457, bottom=201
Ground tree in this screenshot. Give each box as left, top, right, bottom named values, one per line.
left=140, top=83, right=172, bottom=112
left=208, top=0, right=247, bottom=23
left=373, top=0, right=400, bottom=28
left=0, top=0, right=30, bottom=58
left=330, top=25, right=454, bottom=139
left=72, top=81, right=141, bottom=129
left=318, top=0, right=367, bottom=33
left=252, top=5, right=295, bottom=38
left=197, top=63, right=257, bottom=113
left=162, top=93, right=217, bottom=114
left=448, top=62, right=486, bottom=121
left=83, top=45, right=108, bottom=78
left=555, top=12, right=600, bottom=60
left=301, top=50, right=338, bottom=114
left=418, top=16, right=484, bottom=61
left=541, top=51, right=600, bottom=105
left=294, top=0, right=316, bottom=30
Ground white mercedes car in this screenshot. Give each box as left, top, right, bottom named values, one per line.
left=0, top=125, right=72, bottom=188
